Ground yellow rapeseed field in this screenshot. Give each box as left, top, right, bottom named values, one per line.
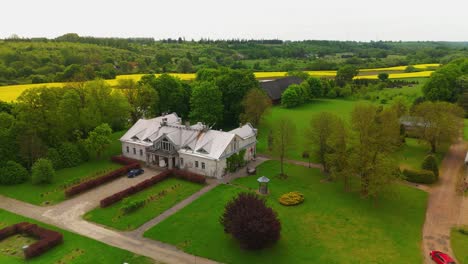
left=0, top=64, right=438, bottom=102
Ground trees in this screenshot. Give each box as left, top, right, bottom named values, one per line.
left=281, top=86, right=301, bottom=108
left=0, top=161, right=29, bottom=185
left=422, top=59, right=467, bottom=102
left=336, top=65, right=359, bottom=87
left=84, top=124, right=112, bottom=159
left=31, top=158, right=55, bottom=184
left=421, top=155, right=439, bottom=178
left=120, top=79, right=159, bottom=123
left=307, top=77, right=324, bottom=98
left=306, top=112, right=342, bottom=175
left=189, top=81, right=223, bottom=126
left=349, top=104, right=401, bottom=198
left=220, top=192, right=281, bottom=250
left=390, top=96, right=409, bottom=118
left=412, top=101, right=464, bottom=153
left=272, top=118, right=296, bottom=177
left=378, top=73, right=389, bottom=82
left=240, top=88, right=272, bottom=127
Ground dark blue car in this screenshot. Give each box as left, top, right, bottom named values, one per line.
left=127, top=168, right=144, bottom=178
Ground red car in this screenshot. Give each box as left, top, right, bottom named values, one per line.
left=430, top=251, right=456, bottom=264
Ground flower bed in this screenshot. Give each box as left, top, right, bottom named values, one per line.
left=278, top=191, right=304, bottom=206
left=100, top=169, right=206, bottom=208
left=64, top=156, right=141, bottom=197
left=0, top=222, right=63, bottom=259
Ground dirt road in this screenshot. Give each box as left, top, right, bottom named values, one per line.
left=422, top=141, right=466, bottom=264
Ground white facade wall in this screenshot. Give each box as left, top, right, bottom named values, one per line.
left=178, top=153, right=227, bottom=179
left=122, top=142, right=147, bottom=162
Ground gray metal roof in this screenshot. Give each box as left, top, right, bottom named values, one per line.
left=257, top=176, right=270, bottom=183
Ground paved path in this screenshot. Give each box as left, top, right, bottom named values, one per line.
left=0, top=168, right=220, bottom=264
left=128, top=181, right=219, bottom=238
left=422, top=141, right=467, bottom=264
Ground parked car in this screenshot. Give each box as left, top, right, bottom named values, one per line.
left=430, top=250, right=456, bottom=264
left=127, top=168, right=144, bottom=178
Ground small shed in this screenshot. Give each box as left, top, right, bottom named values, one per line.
left=257, top=176, right=270, bottom=195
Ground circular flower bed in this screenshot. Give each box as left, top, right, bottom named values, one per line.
left=278, top=191, right=304, bottom=206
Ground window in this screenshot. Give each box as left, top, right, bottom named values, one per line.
left=202, top=162, right=205, bottom=170
left=140, top=149, right=143, bottom=156
left=180, top=158, right=184, bottom=166
left=195, top=161, right=199, bottom=168
left=126, top=146, right=129, bottom=153
left=133, top=148, right=136, bottom=155
left=162, top=138, right=171, bottom=151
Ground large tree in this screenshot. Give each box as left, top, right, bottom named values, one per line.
left=306, top=112, right=343, bottom=176
left=84, top=123, right=112, bottom=159
left=335, top=65, right=359, bottom=87
left=272, top=118, right=296, bottom=177
left=412, top=101, right=464, bottom=153
left=349, top=104, right=401, bottom=198
left=240, top=88, right=272, bottom=127
left=189, top=81, right=223, bottom=126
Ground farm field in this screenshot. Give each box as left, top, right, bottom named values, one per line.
left=0, top=209, right=154, bottom=264
left=451, top=228, right=468, bottom=264
left=144, top=161, right=427, bottom=264
left=0, top=64, right=437, bottom=102
left=84, top=178, right=204, bottom=231
left=0, top=132, right=124, bottom=205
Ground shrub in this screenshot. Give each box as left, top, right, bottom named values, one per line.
left=172, top=169, right=206, bottom=184
left=421, top=155, right=439, bottom=178
left=220, top=192, right=281, bottom=250
left=31, top=159, right=55, bottom=184
left=402, top=168, right=436, bottom=184
left=120, top=198, right=146, bottom=214
left=281, top=86, right=301, bottom=108
left=46, top=148, right=63, bottom=169
left=0, top=161, right=29, bottom=185
left=279, top=191, right=304, bottom=206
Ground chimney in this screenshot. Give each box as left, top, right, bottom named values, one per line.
left=239, top=123, right=242, bottom=128
left=161, top=118, right=167, bottom=126
left=185, top=121, right=190, bottom=128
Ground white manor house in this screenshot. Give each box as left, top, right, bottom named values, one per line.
left=120, top=113, right=257, bottom=179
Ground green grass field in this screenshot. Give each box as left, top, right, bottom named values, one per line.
left=394, top=138, right=445, bottom=170
left=84, top=178, right=204, bottom=231
left=0, top=209, right=154, bottom=264
left=0, top=131, right=125, bottom=205
left=144, top=161, right=427, bottom=264
left=451, top=228, right=468, bottom=264
left=257, top=99, right=359, bottom=161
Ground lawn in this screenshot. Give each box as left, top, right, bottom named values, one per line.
left=451, top=228, right=468, bottom=264
left=144, top=160, right=427, bottom=264
left=394, top=138, right=445, bottom=170
left=84, top=178, right=204, bottom=231
left=0, top=209, right=155, bottom=264
left=0, top=131, right=125, bottom=205
left=257, top=99, right=359, bottom=161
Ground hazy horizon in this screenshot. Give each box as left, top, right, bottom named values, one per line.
left=2, top=0, right=468, bottom=42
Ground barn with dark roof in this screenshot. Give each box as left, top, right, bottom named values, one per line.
left=259, top=76, right=303, bottom=104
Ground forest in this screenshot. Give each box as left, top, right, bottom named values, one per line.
left=0, top=33, right=467, bottom=85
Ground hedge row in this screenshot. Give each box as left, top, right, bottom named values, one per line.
left=0, top=222, right=63, bottom=259
left=111, top=156, right=139, bottom=165
left=402, top=168, right=437, bottom=184
left=100, top=170, right=171, bottom=207
left=65, top=158, right=140, bottom=197
left=100, top=169, right=206, bottom=208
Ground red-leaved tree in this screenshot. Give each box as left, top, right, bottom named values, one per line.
left=220, top=192, right=281, bottom=250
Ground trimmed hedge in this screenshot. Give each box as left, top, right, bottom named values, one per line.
left=120, top=198, right=146, bottom=214
left=111, top=156, right=139, bottom=165
left=65, top=159, right=140, bottom=197
left=100, top=169, right=205, bottom=208
left=402, top=168, right=436, bottom=184
left=0, top=222, right=63, bottom=259
left=421, top=155, right=439, bottom=178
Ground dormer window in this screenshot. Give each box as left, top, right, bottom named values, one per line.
left=197, top=148, right=209, bottom=154
left=183, top=146, right=192, bottom=151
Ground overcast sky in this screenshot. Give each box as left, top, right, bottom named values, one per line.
left=1, top=0, right=467, bottom=41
